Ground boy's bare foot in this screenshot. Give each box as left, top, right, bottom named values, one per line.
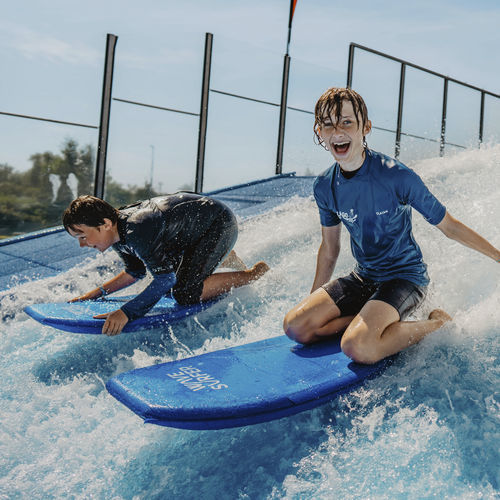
left=220, top=250, right=247, bottom=271
left=248, top=261, right=270, bottom=280
left=429, top=309, right=452, bottom=327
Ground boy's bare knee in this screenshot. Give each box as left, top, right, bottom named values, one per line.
left=341, top=335, right=379, bottom=365
left=285, top=329, right=315, bottom=345
left=283, top=310, right=314, bottom=344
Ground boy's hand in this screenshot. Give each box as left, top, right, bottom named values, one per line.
left=69, top=290, right=101, bottom=303
left=94, top=309, right=129, bottom=336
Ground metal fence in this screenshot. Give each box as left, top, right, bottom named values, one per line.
left=346, top=43, right=500, bottom=160
left=1, top=33, right=499, bottom=238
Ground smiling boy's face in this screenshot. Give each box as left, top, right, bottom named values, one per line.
left=67, top=219, right=118, bottom=253
left=318, top=99, right=372, bottom=170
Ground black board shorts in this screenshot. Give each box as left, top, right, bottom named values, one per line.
left=322, top=271, right=427, bottom=320
left=172, top=208, right=238, bottom=305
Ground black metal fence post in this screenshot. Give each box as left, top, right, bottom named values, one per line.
left=479, top=91, right=485, bottom=146
left=395, top=63, right=406, bottom=159
left=195, top=32, right=213, bottom=194
left=95, top=33, right=118, bottom=200
left=440, top=78, right=449, bottom=157
left=276, top=54, right=291, bottom=175
left=346, top=43, right=355, bottom=88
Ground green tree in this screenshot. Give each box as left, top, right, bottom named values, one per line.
left=105, top=177, right=160, bottom=208
left=0, top=139, right=96, bottom=237
left=27, top=152, right=57, bottom=204
left=76, top=143, right=94, bottom=194
left=0, top=138, right=166, bottom=238
left=51, top=139, right=95, bottom=206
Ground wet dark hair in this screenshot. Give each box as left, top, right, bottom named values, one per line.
left=62, top=195, right=118, bottom=232
left=314, top=87, right=369, bottom=147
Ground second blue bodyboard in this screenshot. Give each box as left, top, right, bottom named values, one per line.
left=24, top=295, right=220, bottom=334
left=106, top=335, right=389, bottom=430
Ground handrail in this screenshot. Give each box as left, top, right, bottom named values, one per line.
left=348, top=43, right=500, bottom=99
left=347, top=42, right=500, bottom=158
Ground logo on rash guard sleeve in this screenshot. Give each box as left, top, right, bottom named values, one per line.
left=337, top=209, right=358, bottom=224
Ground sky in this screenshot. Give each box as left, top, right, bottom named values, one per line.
left=1, top=0, right=500, bottom=192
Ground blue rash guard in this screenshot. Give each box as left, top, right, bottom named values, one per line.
left=313, top=149, right=446, bottom=286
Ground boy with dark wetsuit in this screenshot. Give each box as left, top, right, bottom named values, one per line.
left=63, top=193, right=269, bottom=335
left=283, top=87, right=500, bottom=364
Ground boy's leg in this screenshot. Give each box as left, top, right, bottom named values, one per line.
left=284, top=276, right=452, bottom=363
left=173, top=209, right=269, bottom=304
left=341, top=300, right=452, bottom=365
left=283, top=287, right=355, bottom=344
left=200, top=262, right=269, bottom=301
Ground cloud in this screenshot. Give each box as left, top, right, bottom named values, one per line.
left=0, top=22, right=100, bottom=66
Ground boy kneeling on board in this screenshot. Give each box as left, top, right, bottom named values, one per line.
left=63, top=193, right=269, bottom=335
left=283, top=87, right=500, bottom=364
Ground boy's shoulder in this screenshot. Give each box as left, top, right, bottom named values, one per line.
left=121, top=197, right=176, bottom=224
left=317, top=163, right=336, bottom=177
left=368, top=149, right=406, bottom=170
left=368, top=149, right=417, bottom=181
left=313, top=163, right=336, bottom=187
left=313, top=164, right=339, bottom=206
left=118, top=200, right=163, bottom=243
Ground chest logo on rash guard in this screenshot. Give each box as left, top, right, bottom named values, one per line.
left=337, top=209, right=358, bottom=224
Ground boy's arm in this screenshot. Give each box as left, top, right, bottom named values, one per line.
left=311, top=224, right=342, bottom=293
left=119, top=272, right=177, bottom=321
left=69, top=271, right=137, bottom=302
left=96, top=272, right=177, bottom=336
left=437, top=211, right=500, bottom=261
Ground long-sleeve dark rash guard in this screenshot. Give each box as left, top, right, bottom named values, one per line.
left=112, top=193, right=230, bottom=321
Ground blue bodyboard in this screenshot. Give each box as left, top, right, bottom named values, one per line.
left=106, top=335, right=388, bottom=430
left=24, top=295, right=220, bottom=334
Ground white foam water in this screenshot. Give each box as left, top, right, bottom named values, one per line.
left=1, top=145, right=499, bottom=499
